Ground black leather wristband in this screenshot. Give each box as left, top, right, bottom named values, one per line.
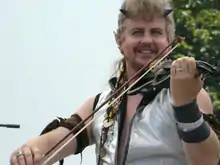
left=178, top=121, right=211, bottom=143
left=173, top=100, right=202, bottom=123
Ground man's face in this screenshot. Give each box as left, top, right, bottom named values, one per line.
left=119, top=15, right=169, bottom=71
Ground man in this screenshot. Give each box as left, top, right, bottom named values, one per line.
left=10, top=0, right=220, bottom=164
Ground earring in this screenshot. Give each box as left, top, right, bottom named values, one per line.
left=120, top=64, right=125, bottom=73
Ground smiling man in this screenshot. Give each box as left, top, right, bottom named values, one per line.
left=10, top=0, right=220, bottom=165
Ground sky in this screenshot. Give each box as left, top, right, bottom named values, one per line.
left=0, top=1, right=122, bottom=164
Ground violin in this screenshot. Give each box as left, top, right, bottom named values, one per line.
left=39, top=36, right=220, bottom=165
left=127, top=59, right=220, bottom=95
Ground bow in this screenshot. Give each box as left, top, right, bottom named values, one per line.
left=39, top=35, right=220, bottom=164
left=38, top=36, right=184, bottom=164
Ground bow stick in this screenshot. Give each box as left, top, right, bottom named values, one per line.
left=40, top=36, right=185, bottom=165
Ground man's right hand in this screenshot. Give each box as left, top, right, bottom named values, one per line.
left=10, top=145, right=43, bottom=165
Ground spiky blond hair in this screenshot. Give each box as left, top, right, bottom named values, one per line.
left=112, top=0, right=175, bottom=78
left=117, top=0, right=175, bottom=41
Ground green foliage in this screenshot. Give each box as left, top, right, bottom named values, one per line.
left=173, top=0, right=220, bottom=10
left=172, top=0, right=220, bottom=110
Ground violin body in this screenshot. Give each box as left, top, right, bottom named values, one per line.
left=128, top=59, right=220, bottom=95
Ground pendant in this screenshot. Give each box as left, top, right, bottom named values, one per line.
left=99, top=147, right=106, bottom=158
left=103, top=119, right=114, bottom=128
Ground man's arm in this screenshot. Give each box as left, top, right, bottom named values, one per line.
left=10, top=95, right=96, bottom=165
left=182, top=89, right=220, bottom=165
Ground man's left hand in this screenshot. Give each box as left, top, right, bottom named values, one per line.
left=170, top=57, right=203, bottom=106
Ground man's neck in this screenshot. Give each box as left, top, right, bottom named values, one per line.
left=125, top=65, right=139, bottom=86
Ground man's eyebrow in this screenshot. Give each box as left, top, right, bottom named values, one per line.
left=130, top=27, right=145, bottom=31
left=151, top=27, right=163, bottom=31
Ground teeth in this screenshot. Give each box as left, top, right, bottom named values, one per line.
left=139, top=50, right=153, bottom=54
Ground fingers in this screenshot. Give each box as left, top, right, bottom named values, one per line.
left=10, top=152, right=19, bottom=165
left=32, top=147, right=43, bottom=164
left=10, top=145, right=42, bottom=165
left=10, top=150, right=25, bottom=165
left=171, top=57, right=197, bottom=77
left=17, top=151, right=26, bottom=165
left=22, top=145, right=34, bottom=165
left=187, top=57, right=197, bottom=75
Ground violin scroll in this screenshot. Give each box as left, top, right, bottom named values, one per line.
left=195, top=60, right=220, bottom=78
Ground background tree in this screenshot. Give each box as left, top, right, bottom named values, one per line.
left=172, top=0, right=220, bottom=111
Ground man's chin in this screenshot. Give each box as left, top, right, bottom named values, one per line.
left=137, top=59, right=152, bottom=67
left=132, top=62, right=150, bottom=71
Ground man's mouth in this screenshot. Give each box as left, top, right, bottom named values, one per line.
left=135, top=49, right=157, bottom=57
left=138, top=50, right=154, bottom=54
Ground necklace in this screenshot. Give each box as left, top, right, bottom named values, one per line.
left=98, top=65, right=126, bottom=164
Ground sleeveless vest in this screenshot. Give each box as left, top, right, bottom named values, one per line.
left=91, top=88, right=189, bottom=165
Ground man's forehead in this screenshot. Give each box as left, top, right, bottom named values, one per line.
left=124, top=16, right=166, bottom=29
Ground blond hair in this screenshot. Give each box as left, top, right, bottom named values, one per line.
left=117, top=0, right=175, bottom=41
left=113, top=0, right=175, bottom=76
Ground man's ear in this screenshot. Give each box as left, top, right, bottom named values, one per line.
left=113, top=31, right=121, bottom=47
left=114, top=30, right=125, bottom=55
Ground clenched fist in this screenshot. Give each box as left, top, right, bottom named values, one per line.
left=170, top=57, right=203, bottom=106
left=10, top=145, right=43, bottom=165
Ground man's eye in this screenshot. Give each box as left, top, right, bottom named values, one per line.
left=132, top=30, right=144, bottom=35
left=152, top=30, right=162, bottom=35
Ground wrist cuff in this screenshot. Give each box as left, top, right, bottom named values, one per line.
left=173, top=100, right=202, bottom=123
left=178, top=121, right=211, bottom=143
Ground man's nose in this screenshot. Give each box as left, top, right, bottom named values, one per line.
left=141, top=33, right=153, bottom=44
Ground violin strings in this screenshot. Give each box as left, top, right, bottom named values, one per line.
left=41, top=37, right=179, bottom=159
left=40, top=36, right=184, bottom=165
left=41, top=42, right=182, bottom=165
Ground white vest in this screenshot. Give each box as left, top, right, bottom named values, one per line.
left=91, top=88, right=189, bottom=165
